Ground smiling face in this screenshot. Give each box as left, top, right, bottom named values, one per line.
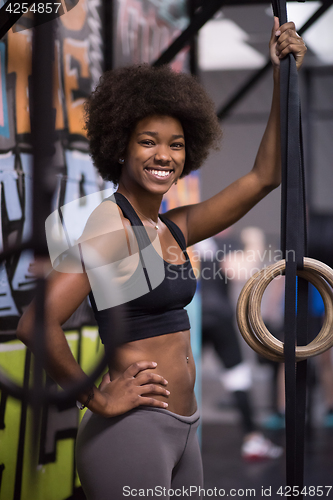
left=119, top=115, right=186, bottom=196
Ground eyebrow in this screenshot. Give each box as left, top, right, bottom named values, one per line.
left=137, top=131, right=185, bottom=140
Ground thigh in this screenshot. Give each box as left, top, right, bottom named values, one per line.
left=171, top=424, right=204, bottom=499
left=76, top=412, right=172, bottom=500
left=76, top=409, right=175, bottom=500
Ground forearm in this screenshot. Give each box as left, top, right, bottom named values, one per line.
left=17, top=318, right=108, bottom=416
left=252, top=68, right=281, bottom=190
left=251, top=16, right=307, bottom=190
left=18, top=321, right=171, bottom=417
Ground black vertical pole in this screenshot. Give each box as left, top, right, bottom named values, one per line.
left=304, top=68, right=314, bottom=212
left=31, top=20, right=56, bottom=251
left=103, top=0, right=113, bottom=71
left=272, top=0, right=308, bottom=495
left=13, top=351, right=31, bottom=500
left=188, top=0, right=199, bottom=77
left=30, top=15, right=56, bottom=456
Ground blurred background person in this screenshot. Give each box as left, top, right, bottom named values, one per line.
left=198, top=237, right=283, bottom=460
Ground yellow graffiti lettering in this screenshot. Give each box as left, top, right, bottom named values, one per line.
left=7, top=30, right=32, bottom=134
left=54, top=41, right=65, bottom=130
left=60, top=0, right=87, bottom=31
left=63, top=38, right=90, bottom=136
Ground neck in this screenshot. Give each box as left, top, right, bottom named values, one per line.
left=117, top=182, right=162, bottom=221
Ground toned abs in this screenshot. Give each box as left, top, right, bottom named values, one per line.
left=109, top=330, right=197, bottom=416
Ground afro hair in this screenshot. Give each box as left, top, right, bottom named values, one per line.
left=85, top=64, right=222, bottom=184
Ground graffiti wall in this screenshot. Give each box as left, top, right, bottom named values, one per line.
left=114, top=0, right=189, bottom=70
left=0, top=1, right=197, bottom=499
left=0, top=2, right=106, bottom=498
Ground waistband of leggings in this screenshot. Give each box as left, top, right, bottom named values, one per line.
left=136, top=405, right=200, bottom=424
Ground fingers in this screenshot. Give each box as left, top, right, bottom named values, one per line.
left=124, top=360, right=158, bottom=378
left=134, top=370, right=170, bottom=398
left=276, top=29, right=303, bottom=56
left=274, top=21, right=307, bottom=69
left=135, top=371, right=168, bottom=387
left=270, top=16, right=280, bottom=42
left=118, top=361, right=171, bottom=412
left=131, top=368, right=170, bottom=407
left=139, top=384, right=170, bottom=397
left=139, top=397, right=169, bottom=409
left=99, top=372, right=111, bottom=390
left=277, top=42, right=306, bottom=63
left=276, top=21, right=297, bottom=37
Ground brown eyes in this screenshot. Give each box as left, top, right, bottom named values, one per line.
left=140, top=140, right=154, bottom=146
left=139, top=140, right=184, bottom=149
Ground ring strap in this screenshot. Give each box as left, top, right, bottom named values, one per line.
left=272, top=0, right=308, bottom=494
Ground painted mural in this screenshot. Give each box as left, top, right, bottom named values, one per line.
left=0, top=1, right=197, bottom=499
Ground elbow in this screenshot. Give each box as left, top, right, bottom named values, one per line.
left=252, top=160, right=281, bottom=192
left=258, top=180, right=280, bottom=199
left=16, top=314, right=33, bottom=347
left=270, top=170, right=282, bottom=189
left=252, top=167, right=281, bottom=195
left=266, top=178, right=281, bottom=191
left=261, top=172, right=281, bottom=192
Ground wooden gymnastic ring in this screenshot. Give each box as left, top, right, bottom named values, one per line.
left=236, top=258, right=333, bottom=362
left=249, top=260, right=333, bottom=359
left=237, top=266, right=285, bottom=362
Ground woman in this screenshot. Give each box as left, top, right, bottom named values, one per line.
left=17, top=18, right=306, bottom=499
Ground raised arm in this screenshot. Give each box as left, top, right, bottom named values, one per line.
left=166, top=18, right=306, bottom=247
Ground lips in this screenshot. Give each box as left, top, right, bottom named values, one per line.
left=144, top=167, right=173, bottom=180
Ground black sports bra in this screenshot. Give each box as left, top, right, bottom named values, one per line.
left=89, top=193, right=197, bottom=345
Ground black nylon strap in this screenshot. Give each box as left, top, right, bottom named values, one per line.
left=112, top=193, right=153, bottom=292
left=113, top=193, right=152, bottom=250
left=271, top=1, right=308, bottom=495
left=158, top=214, right=191, bottom=261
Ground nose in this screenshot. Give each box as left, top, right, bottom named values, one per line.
left=154, top=145, right=171, bottom=164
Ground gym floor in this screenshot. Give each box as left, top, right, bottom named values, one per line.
left=201, top=347, right=333, bottom=499
left=202, top=424, right=333, bottom=499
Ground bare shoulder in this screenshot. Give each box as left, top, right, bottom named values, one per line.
left=74, top=198, right=136, bottom=267
left=78, top=198, right=125, bottom=243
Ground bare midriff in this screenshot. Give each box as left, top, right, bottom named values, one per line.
left=109, top=330, right=197, bottom=416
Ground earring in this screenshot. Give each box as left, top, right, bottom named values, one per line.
left=174, top=180, right=178, bottom=185
left=119, top=158, right=124, bottom=164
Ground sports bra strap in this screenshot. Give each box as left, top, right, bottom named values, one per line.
left=108, top=193, right=152, bottom=251
left=159, top=214, right=190, bottom=260
left=108, top=192, right=154, bottom=290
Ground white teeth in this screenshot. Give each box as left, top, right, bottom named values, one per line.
left=147, top=169, right=171, bottom=178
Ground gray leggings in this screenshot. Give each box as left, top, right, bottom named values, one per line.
left=76, top=406, right=203, bottom=500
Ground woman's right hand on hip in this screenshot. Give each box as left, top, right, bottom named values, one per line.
left=97, top=361, right=170, bottom=417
